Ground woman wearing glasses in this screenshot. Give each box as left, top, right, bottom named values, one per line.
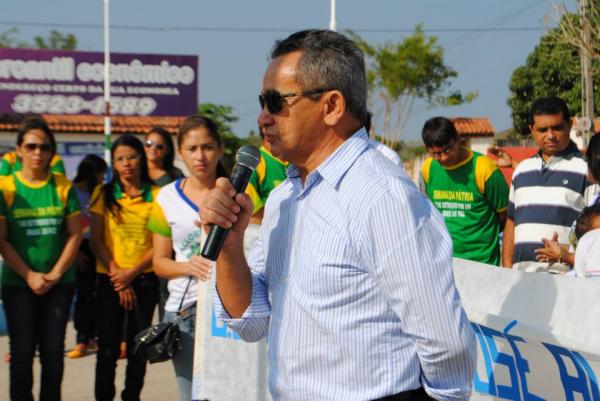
left=148, top=116, right=226, bottom=401
left=89, top=135, right=159, bottom=401
left=144, top=126, right=184, bottom=321
left=0, top=116, right=83, bottom=401
left=144, top=126, right=183, bottom=187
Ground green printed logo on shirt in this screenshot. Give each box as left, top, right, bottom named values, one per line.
left=422, top=151, right=509, bottom=265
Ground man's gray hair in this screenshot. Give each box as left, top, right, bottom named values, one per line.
left=271, top=30, right=368, bottom=124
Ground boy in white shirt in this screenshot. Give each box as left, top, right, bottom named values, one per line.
left=574, top=204, right=600, bottom=278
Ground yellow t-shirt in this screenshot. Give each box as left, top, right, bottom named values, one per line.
left=89, top=182, right=159, bottom=274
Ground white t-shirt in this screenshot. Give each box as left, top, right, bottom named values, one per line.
left=370, top=139, right=403, bottom=168
left=574, top=228, right=600, bottom=278
left=148, top=178, right=201, bottom=312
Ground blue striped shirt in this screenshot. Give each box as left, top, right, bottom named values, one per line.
left=508, top=142, right=588, bottom=269
left=213, top=129, right=476, bottom=401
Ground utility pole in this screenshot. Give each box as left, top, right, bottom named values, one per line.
left=103, top=0, right=112, bottom=167
left=580, top=0, right=594, bottom=141
left=329, top=0, right=337, bottom=32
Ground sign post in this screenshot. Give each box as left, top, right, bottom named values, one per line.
left=103, top=0, right=111, bottom=167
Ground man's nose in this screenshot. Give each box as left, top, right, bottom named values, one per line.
left=258, top=108, right=274, bottom=128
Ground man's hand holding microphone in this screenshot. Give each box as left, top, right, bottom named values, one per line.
left=198, top=145, right=260, bottom=318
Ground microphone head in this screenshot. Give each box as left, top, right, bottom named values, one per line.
left=236, top=145, right=261, bottom=170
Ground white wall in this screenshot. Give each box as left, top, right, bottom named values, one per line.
left=466, top=136, right=494, bottom=155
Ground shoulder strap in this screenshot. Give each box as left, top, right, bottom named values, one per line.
left=421, top=157, right=433, bottom=184
left=52, top=173, right=72, bottom=206
left=177, top=277, right=193, bottom=313
left=0, top=175, right=17, bottom=208
left=474, top=154, right=498, bottom=195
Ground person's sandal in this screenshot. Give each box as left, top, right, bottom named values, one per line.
left=67, top=343, right=88, bottom=358
left=118, top=341, right=127, bottom=359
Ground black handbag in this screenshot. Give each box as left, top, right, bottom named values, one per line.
left=132, top=277, right=193, bottom=364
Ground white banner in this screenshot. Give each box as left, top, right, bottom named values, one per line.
left=191, top=227, right=271, bottom=401
left=191, top=255, right=600, bottom=401
left=454, top=258, right=600, bottom=401
left=191, top=278, right=270, bottom=401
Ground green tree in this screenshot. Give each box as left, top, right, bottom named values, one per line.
left=197, top=103, right=243, bottom=172
left=33, top=30, right=77, bottom=50
left=508, top=1, right=600, bottom=138
left=0, top=28, right=77, bottom=50
left=507, top=24, right=596, bottom=137
left=349, top=26, right=476, bottom=143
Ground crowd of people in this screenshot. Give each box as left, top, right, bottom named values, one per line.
left=0, top=115, right=222, bottom=401
left=0, top=28, right=598, bottom=401
left=420, top=95, right=600, bottom=278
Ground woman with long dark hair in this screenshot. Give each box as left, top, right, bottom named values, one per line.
left=89, top=135, right=159, bottom=401
left=0, top=116, right=83, bottom=401
left=144, top=126, right=183, bottom=187
left=67, top=154, right=107, bottom=359
left=148, top=116, right=227, bottom=400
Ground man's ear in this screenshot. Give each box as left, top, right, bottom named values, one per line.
left=322, top=90, right=345, bottom=127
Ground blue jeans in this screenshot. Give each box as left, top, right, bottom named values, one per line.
left=2, top=283, right=74, bottom=401
left=164, top=304, right=196, bottom=401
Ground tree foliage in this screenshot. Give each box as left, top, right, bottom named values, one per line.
left=349, top=26, right=476, bottom=143
left=197, top=103, right=244, bottom=171
left=0, top=28, right=77, bottom=50
left=551, top=0, right=600, bottom=66
left=508, top=9, right=600, bottom=137
left=33, top=30, right=77, bottom=50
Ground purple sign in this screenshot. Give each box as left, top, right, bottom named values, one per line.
left=0, top=48, right=198, bottom=116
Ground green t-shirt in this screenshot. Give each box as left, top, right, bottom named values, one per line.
left=246, top=146, right=288, bottom=214
left=422, top=150, right=509, bottom=265
left=0, top=151, right=66, bottom=176
left=0, top=172, right=81, bottom=286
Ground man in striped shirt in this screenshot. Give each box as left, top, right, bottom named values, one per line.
left=200, top=30, right=475, bottom=401
left=502, top=96, right=588, bottom=272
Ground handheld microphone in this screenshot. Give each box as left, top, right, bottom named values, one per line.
left=201, top=145, right=261, bottom=261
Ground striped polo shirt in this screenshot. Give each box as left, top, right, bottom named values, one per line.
left=509, top=141, right=588, bottom=270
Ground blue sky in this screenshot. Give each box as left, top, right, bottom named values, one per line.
left=1, top=0, right=568, bottom=142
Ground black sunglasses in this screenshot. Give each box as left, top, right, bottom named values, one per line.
left=258, top=88, right=332, bottom=114
left=145, top=139, right=165, bottom=150
left=23, top=143, right=52, bottom=152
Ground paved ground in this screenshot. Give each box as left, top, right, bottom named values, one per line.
left=0, top=318, right=178, bottom=401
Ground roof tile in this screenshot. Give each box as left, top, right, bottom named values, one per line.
left=0, top=114, right=185, bottom=134
left=450, top=117, right=495, bottom=137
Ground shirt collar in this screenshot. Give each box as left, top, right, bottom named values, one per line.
left=536, top=140, right=581, bottom=161
left=440, top=148, right=474, bottom=170
left=286, top=128, right=369, bottom=189
left=113, top=182, right=153, bottom=202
